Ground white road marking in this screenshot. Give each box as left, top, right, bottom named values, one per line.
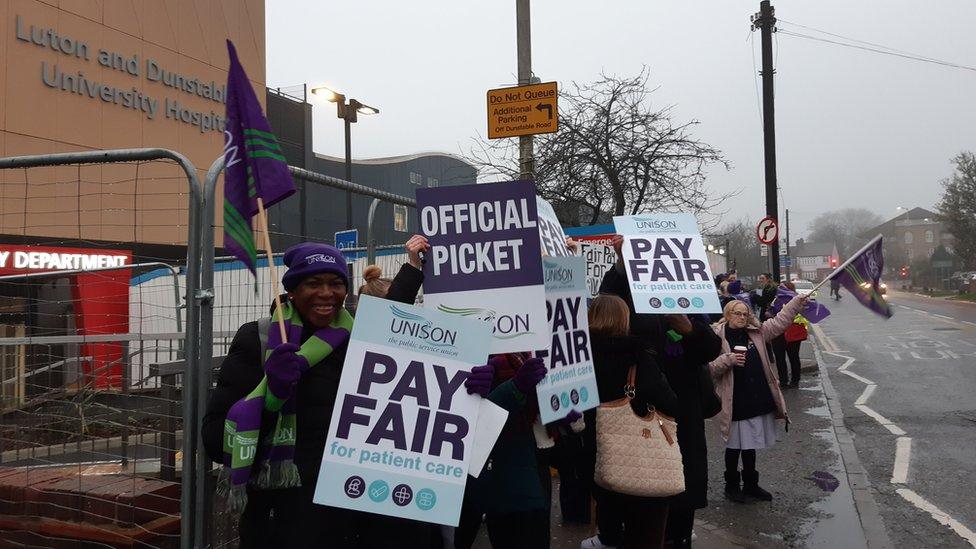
left=854, top=404, right=907, bottom=436
left=854, top=384, right=876, bottom=406
left=933, top=313, right=954, bottom=320
left=964, top=321, right=976, bottom=327
left=842, top=369, right=875, bottom=385
left=891, top=437, right=912, bottom=484
left=815, top=311, right=976, bottom=547
left=896, top=488, right=976, bottom=546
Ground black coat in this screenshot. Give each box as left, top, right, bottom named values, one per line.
left=598, top=264, right=723, bottom=510
left=201, top=264, right=426, bottom=548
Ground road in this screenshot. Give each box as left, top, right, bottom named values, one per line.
left=815, top=288, right=976, bottom=548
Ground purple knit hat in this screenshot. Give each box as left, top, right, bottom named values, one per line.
left=281, top=243, right=349, bottom=291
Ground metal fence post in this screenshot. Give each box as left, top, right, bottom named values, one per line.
left=0, top=148, right=204, bottom=549
left=367, top=198, right=381, bottom=265
left=196, top=155, right=223, bottom=547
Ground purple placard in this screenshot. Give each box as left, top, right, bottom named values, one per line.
left=417, top=181, right=544, bottom=293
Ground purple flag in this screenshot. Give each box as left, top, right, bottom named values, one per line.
left=222, top=40, right=295, bottom=274
left=772, top=286, right=831, bottom=324
left=829, top=235, right=893, bottom=318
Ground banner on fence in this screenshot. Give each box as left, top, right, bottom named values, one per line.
left=536, top=197, right=572, bottom=258
left=576, top=234, right=616, bottom=298
left=613, top=214, right=720, bottom=314
left=417, top=180, right=548, bottom=353
left=314, top=295, right=493, bottom=526
left=535, top=256, right=599, bottom=423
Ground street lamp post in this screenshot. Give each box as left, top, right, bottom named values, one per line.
left=310, top=86, right=379, bottom=230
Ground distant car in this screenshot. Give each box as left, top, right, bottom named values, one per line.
left=791, top=279, right=819, bottom=299
left=858, top=281, right=888, bottom=295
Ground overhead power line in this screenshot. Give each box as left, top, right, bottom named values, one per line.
left=776, top=21, right=976, bottom=73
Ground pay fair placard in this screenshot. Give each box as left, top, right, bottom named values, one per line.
left=613, top=214, right=721, bottom=314
left=314, top=295, right=493, bottom=526
left=417, top=181, right=548, bottom=354
left=535, top=256, right=599, bottom=424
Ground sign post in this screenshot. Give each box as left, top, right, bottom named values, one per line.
left=335, top=229, right=359, bottom=251
left=487, top=82, right=558, bottom=139
left=756, top=216, right=778, bottom=245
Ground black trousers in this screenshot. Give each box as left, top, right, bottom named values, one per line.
left=238, top=484, right=441, bottom=549
left=772, top=335, right=802, bottom=385
left=593, top=486, right=669, bottom=549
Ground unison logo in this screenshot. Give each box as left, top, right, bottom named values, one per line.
left=633, top=217, right=679, bottom=230
left=389, top=305, right=457, bottom=347
left=544, top=261, right=574, bottom=284
left=437, top=305, right=533, bottom=340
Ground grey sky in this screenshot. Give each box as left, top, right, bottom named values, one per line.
left=266, top=0, right=976, bottom=241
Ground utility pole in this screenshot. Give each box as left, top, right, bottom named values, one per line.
left=785, top=208, right=791, bottom=280
left=516, top=0, right=534, bottom=180
left=753, top=0, right=779, bottom=280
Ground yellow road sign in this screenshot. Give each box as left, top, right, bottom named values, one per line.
left=487, top=82, right=558, bottom=139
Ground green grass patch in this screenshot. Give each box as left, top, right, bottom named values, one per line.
left=947, top=293, right=976, bottom=302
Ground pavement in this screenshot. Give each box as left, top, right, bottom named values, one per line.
left=476, top=331, right=876, bottom=548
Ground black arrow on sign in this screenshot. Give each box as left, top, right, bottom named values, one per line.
left=535, top=103, right=553, bottom=120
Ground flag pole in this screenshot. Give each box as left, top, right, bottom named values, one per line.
left=256, top=196, right=288, bottom=342
left=810, top=234, right=884, bottom=294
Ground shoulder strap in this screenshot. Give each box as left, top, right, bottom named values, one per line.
left=257, top=317, right=271, bottom=362
left=624, top=365, right=637, bottom=399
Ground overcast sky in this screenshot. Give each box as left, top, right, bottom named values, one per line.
left=266, top=0, right=976, bottom=241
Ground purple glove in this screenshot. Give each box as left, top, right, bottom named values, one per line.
left=464, top=364, right=494, bottom=397
left=264, top=343, right=308, bottom=401
left=514, top=357, right=547, bottom=394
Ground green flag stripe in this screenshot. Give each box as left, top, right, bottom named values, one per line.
left=246, top=150, right=288, bottom=162
left=245, top=137, right=283, bottom=152
left=244, top=128, right=279, bottom=140
left=223, top=218, right=258, bottom=260
left=223, top=202, right=259, bottom=258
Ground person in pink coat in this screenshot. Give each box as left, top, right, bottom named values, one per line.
left=708, top=294, right=808, bottom=503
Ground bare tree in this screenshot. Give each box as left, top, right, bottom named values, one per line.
left=807, top=208, right=884, bottom=256
left=468, top=68, right=732, bottom=226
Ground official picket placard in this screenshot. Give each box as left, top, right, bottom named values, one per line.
left=417, top=181, right=548, bottom=353
left=535, top=256, right=599, bottom=424
left=536, top=197, right=572, bottom=258
left=314, top=295, right=493, bottom=526
left=613, top=214, right=721, bottom=314
left=576, top=234, right=616, bottom=298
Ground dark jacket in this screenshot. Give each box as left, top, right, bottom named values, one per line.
left=469, top=378, right=550, bottom=514
left=754, top=283, right=777, bottom=319
left=598, top=264, right=723, bottom=509
left=201, top=263, right=425, bottom=548
left=657, top=316, right=722, bottom=510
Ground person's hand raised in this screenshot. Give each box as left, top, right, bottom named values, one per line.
left=405, top=234, right=430, bottom=269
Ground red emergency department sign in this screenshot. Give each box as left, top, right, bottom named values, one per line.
left=0, top=244, right=130, bottom=276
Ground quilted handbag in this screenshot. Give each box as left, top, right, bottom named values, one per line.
left=593, top=365, right=685, bottom=497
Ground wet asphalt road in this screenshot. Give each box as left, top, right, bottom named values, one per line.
left=816, top=289, right=976, bottom=548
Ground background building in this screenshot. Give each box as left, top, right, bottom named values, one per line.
left=863, top=207, right=954, bottom=271
left=792, top=240, right=839, bottom=282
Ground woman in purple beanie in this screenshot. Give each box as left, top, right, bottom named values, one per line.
left=202, top=237, right=486, bottom=548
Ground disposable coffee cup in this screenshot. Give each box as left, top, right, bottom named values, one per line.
left=733, top=346, right=748, bottom=364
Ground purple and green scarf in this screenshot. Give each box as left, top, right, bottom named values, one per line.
left=218, top=302, right=353, bottom=511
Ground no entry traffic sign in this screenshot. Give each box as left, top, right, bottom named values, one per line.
left=756, top=216, right=778, bottom=245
